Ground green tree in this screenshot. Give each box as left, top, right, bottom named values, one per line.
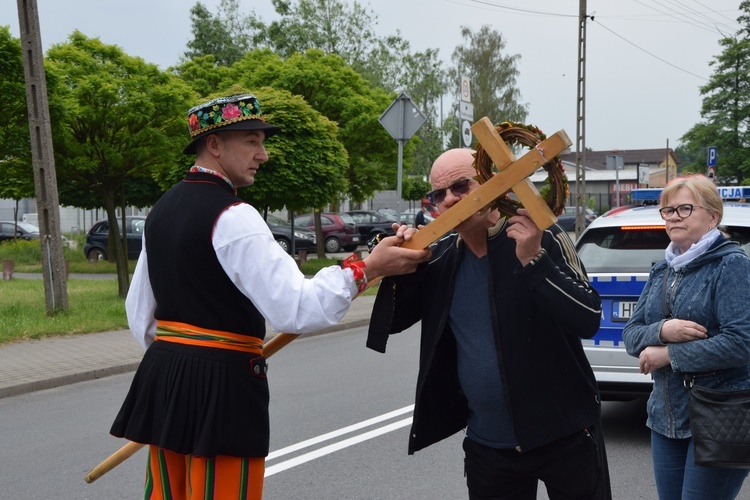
left=264, top=0, right=379, bottom=76
left=228, top=49, right=396, bottom=203
left=46, top=31, right=196, bottom=297
left=172, top=54, right=233, bottom=97
left=183, top=0, right=261, bottom=67
left=401, top=176, right=431, bottom=205
left=679, top=3, right=750, bottom=183
left=261, top=0, right=443, bottom=100
left=0, top=26, right=35, bottom=217
left=447, top=25, right=527, bottom=147
left=674, top=141, right=701, bottom=174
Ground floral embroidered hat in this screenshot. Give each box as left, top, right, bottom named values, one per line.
left=183, top=93, right=281, bottom=154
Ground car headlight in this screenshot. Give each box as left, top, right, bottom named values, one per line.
left=295, top=231, right=312, bottom=240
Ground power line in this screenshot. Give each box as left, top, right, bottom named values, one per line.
left=592, top=19, right=709, bottom=81
left=461, top=0, right=721, bottom=81
left=649, top=0, right=739, bottom=34
left=458, top=0, right=577, bottom=18
left=684, top=0, right=742, bottom=26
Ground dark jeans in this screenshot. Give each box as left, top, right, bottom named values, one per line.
left=651, top=430, right=748, bottom=500
left=463, top=426, right=611, bottom=500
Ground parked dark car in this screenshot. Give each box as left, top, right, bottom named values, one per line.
left=403, top=208, right=436, bottom=225
left=556, top=206, right=596, bottom=232
left=0, top=221, right=71, bottom=247
left=84, top=216, right=146, bottom=262
left=293, top=212, right=360, bottom=253
left=344, top=210, right=397, bottom=242
left=264, top=214, right=316, bottom=255
left=0, top=221, right=41, bottom=243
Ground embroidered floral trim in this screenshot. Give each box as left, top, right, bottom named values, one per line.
left=189, top=165, right=236, bottom=191
left=187, top=94, right=266, bottom=137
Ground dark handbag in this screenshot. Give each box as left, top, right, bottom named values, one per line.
left=661, top=271, right=750, bottom=468
left=685, top=375, right=750, bottom=469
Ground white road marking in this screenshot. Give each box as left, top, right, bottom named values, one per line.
left=265, top=405, right=414, bottom=477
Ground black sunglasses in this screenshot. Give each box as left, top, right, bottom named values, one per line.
left=426, top=178, right=473, bottom=205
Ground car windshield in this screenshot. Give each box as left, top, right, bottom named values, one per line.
left=266, top=214, right=290, bottom=228
left=339, top=213, right=356, bottom=225
left=15, top=222, right=40, bottom=233
left=378, top=213, right=397, bottom=222
left=577, top=227, right=671, bottom=274
left=577, top=224, right=750, bottom=274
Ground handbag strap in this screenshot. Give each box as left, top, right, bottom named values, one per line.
left=661, top=270, right=693, bottom=389
left=661, top=269, right=672, bottom=320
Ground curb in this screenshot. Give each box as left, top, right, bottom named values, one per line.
left=0, top=362, right=142, bottom=400
left=0, top=319, right=373, bottom=400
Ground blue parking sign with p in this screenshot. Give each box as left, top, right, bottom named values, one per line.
left=707, top=146, right=718, bottom=167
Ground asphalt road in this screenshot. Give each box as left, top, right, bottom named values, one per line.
left=2, top=324, right=749, bottom=499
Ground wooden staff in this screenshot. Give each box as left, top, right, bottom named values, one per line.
left=85, top=120, right=571, bottom=484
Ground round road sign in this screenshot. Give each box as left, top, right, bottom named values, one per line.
left=462, top=120, right=472, bottom=148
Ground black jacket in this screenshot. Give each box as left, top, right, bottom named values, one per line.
left=367, top=219, right=603, bottom=454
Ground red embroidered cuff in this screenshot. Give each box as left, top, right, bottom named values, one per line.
left=343, top=254, right=368, bottom=292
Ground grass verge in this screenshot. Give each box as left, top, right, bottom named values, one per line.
left=0, top=279, right=127, bottom=344
left=0, top=257, right=377, bottom=345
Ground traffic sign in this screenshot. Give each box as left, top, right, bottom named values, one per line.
left=638, top=164, right=650, bottom=184
left=460, top=75, right=471, bottom=102
left=707, top=146, right=717, bottom=167
left=462, top=120, right=473, bottom=148
left=606, top=155, right=624, bottom=170
left=378, top=92, right=426, bottom=141
left=459, top=101, right=474, bottom=121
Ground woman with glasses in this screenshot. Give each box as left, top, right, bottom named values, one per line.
left=623, top=174, right=750, bottom=499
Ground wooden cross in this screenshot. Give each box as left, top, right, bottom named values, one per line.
left=84, top=117, right=573, bottom=484
left=404, top=117, right=570, bottom=249
left=470, top=117, right=563, bottom=230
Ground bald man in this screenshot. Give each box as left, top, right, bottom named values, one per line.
left=367, top=148, right=611, bottom=499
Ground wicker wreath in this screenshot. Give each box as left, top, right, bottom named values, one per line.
left=474, top=121, right=568, bottom=217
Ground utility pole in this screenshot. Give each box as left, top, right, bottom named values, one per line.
left=574, top=0, right=588, bottom=237
left=16, top=0, right=68, bottom=313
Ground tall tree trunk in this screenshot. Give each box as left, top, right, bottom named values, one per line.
left=102, top=193, right=129, bottom=298
left=314, top=210, right=326, bottom=259
left=119, top=186, right=130, bottom=278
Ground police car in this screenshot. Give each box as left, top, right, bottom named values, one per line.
left=575, top=192, right=750, bottom=400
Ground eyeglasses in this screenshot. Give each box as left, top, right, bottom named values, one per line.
left=658, top=204, right=709, bottom=220
left=426, top=179, right=473, bottom=205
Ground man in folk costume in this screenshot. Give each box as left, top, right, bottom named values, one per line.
left=110, top=93, right=429, bottom=499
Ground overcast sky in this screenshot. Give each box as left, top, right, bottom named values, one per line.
left=4, top=0, right=744, bottom=152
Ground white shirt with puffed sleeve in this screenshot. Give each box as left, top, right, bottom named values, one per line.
left=125, top=203, right=359, bottom=350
